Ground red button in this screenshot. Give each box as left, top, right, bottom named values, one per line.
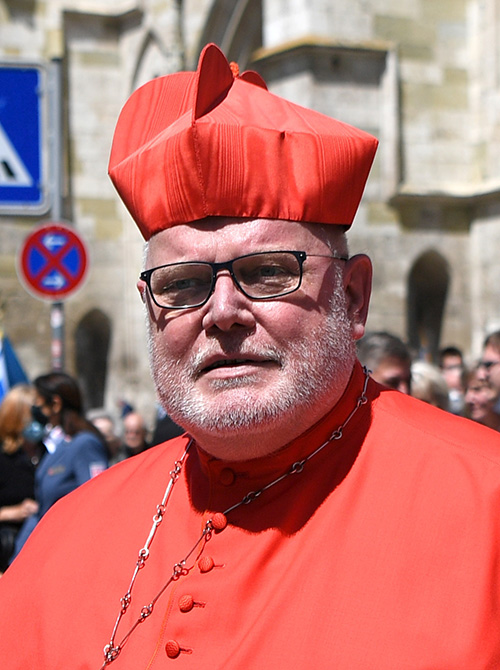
left=198, top=555, right=215, bottom=573
left=219, top=468, right=235, bottom=486
left=165, top=640, right=181, bottom=659
left=165, top=640, right=192, bottom=658
left=179, top=594, right=194, bottom=612
left=212, top=512, right=227, bottom=531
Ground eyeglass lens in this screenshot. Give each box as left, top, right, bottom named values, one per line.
left=147, top=252, right=303, bottom=308
left=480, top=360, right=500, bottom=370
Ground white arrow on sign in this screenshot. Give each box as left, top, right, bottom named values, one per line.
left=42, top=233, right=66, bottom=252
left=0, top=122, right=33, bottom=186
left=42, top=272, right=66, bottom=290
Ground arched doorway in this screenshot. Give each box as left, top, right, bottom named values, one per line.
left=407, top=250, right=450, bottom=362
left=75, top=308, right=111, bottom=409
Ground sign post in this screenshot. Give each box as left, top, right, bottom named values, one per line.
left=48, top=56, right=65, bottom=370
left=17, top=222, right=89, bottom=369
left=5, top=55, right=70, bottom=370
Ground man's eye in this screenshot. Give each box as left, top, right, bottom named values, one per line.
left=160, top=276, right=206, bottom=293
left=258, top=265, right=287, bottom=277
left=173, top=278, right=200, bottom=290
left=245, top=263, right=294, bottom=282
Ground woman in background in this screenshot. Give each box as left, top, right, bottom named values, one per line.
left=464, top=365, right=500, bottom=431
left=11, top=372, right=108, bottom=563
left=0, top=384, right=40, bottom=573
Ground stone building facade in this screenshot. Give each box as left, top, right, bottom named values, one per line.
left=1, top=0, right=500, bottom=419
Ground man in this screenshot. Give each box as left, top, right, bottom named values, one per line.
left=1, top=44, right=500, bottom=669
left=356, top=330, right=412, bottom=393
left=439, top=345, right=466, bottom=414
left=121, top=411, right=151, bottom=458
left=481, top=330, right=500, bottom=401
left=464, top=364, right=500, bottom=431
left=88, top=410, right=123, bottom=465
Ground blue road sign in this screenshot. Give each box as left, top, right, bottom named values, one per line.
left=0, top=63, right=48, bottom=214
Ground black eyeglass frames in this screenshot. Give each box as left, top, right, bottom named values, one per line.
left=140, top=250, right=348, bottom=310
left=478, top=360, right=500, bottom=371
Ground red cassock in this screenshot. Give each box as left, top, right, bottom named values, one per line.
left=2, top=362, right=500, bottom=669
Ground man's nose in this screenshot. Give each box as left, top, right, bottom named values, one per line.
left=201, top=271, right=256, bottom=332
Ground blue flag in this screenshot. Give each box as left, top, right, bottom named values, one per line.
left=0, top=334, right=29, bottom=403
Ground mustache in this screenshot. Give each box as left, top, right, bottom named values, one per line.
left=190, top=342, right=284, bottom=375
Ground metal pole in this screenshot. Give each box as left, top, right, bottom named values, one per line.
left=48, top=56, right=64, bottom=370
left=50, top=301, right=64, bottom=370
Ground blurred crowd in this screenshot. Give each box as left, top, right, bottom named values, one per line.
left=1, top=329, right=500, bottom=576
left=0, top=371, right=183, bottom=574
left=357, top=330, right=500, bottom=429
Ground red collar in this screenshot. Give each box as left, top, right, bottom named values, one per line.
left=187, top=362, right=371, bottom=517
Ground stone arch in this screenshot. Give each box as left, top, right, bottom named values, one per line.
left=74, top=308, right=111, bottom=410
left=195, top=0, right=263, bottom=70
left=407, top=250, right=450, bottom=362
left=131, top=29, right=168, bottom=91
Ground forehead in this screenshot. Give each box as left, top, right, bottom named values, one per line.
left=442, top=354, right=462, bottom=366
left=145, top=217, right=343, bottom=263
left=375, top=356, right=411, bottom=373
left=484, top=344, right=500, bottom=361
left=94, top=417, right=113, bottom=431
left=124, top=414, right=143, bottom=428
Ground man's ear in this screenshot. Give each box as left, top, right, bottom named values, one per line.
left=343, top=254, right=372, bottom=341
left=137, top=278, right=169, bottom=330
left=137, top=279, right=147, bottom=303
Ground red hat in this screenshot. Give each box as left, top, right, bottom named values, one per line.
left=109, top=43, right=378, bottom=240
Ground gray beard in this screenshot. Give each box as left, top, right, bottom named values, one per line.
left=147, top=268, right=355, bottom=437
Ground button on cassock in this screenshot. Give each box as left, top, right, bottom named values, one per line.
left=219, top=468, right=236, bottom=486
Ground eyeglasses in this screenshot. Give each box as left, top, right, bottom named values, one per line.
left=140, top=250, right=348, bottom=310
left=478, top=360, right=500, bottom=370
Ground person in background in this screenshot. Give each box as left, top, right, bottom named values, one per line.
left=410, top=360, right=450, bottom=411
left=121, top=411, right=151, bottom=458
left=356, top=330, right=412, bottom=393
left=464, top=365, right=500, bottom=431
left=3, top=44, right=500, bottom=668
left=88, top=410, right=122, bottom=465
left=480, top=330, right=500, bottom=414
left=11, top=372, right=108, bottom=561
left=438, top=346, right=466, bottom=415
left=0, top=384, right=40, bottom=573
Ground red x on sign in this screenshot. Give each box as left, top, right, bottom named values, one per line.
left=18, top=222, right=89, bottom=301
